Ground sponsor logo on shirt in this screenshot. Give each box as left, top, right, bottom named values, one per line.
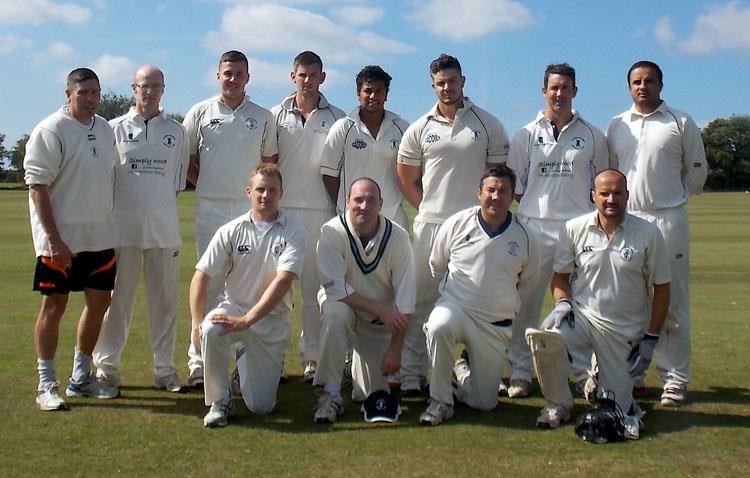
left=128, top=157, right=168, bottom=177
left=507, top=241, right=520, bottom=256
left=425, top=133, right=440, bottom=144
left=352, top=139, right=367, bottom=150
left=539, top=160, right=573, bottom=177
left=571, top=136, right=586, bottom=150
left=237, top=244, right=252, bottom=255
left=208, top=118, right=223, bottom=130
left=472, top=129, right=482, bottom=140
left=124, top=132, right=139, bottom=143
left=163, top=134, right=176, bottom=148
left=582, top=245, right=595, bottom=253
left=391, top=139, right=399, bottom=150
left=245, top=117, right=258, bottom=130
left=620, top=246, right=634, bottom=261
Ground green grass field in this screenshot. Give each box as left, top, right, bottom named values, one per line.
left=1, top=190, right=748, bottom=477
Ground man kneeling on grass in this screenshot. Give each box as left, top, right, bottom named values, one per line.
left=189, top=164, right=305, bottom=428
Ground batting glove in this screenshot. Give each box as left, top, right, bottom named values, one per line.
left=627, top=333, right=659, bottom=378
left=541, top=299, right=573, bottom=329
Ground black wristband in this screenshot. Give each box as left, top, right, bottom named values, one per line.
left=643, top=332, right=659, bottom=342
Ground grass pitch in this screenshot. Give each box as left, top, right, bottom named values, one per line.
left=0, top=190, right=748, bottom=477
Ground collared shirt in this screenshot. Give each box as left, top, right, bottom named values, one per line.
left=197, top=209, right=306, bottom=316
left=607, top=102, right=707, bottom=211
left=398, top=98, right=510, bottom=224
left=183, top=95, right=277, bottom=201
left=110, top=108, right=190, bottom=248
left=24, top=107, right=117, bottom=255
left=508, top=111, right=611, bottom=220
left=321, top=107, right=409, bottom=220
left=430, top=206, right=539, bottom=320
left=317, top=211, right=415, bottom=320
left=271, top=92, right=344, bottom=210
left=555, top=211, right=671, bottom=337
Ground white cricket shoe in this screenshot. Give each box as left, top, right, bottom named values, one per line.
left=303, top=360, right=317, bottom=384
left=314, top=393, right=344, bottom=424
left=187, top=367, right=204, bottom=389
left=203, top=399, right=235, bottom=428
left=36, top=382, right=67, bottom=411
left=508, top=379, right=531, bottom=398
left=661, top=384, right=687, bottom=407
left=536, top=403, right=569, bottom=429
left=153, top=373, right=187, bottom=393
left=420, top=400, right=454, bottom=426
left=66, top=376, right=120, bottom=399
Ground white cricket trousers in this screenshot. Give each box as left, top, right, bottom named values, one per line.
left=313, top=301, right=392, bottom=400
left=425, top=299, right=512, bottom=411
left=631, top=206, right=691, bottom=388
left=94, top=246, right=180, bottom=378
left=201, top=304, right=290, bottom=414
left=400, top=219, right=441, bottom=386
left=512, top=217, right=591, bottom=383
left=188, top=197, right=250, bottom=374
left=285, top=207, right=334, bottom=364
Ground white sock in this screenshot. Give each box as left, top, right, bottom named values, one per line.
left=324, top=383, right=341, bottom=398
left=37, top=359, right=56, bottom=391
left=71, top=348, right=92, bottom=384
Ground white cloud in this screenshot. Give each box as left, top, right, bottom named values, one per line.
left=655, top=2, right=750, bottom=55
left=203, top=4, right=415, bottom=65
left=0, top=33, right=32, bottom=53
left=406, top=0, right=533, bottom=41
left=31, top=40, right=76, bottom=64
left=0, top=0, right=91, bottom=25
left=331, top=5, right=384, bottom=26
left=91, top=54, right=137, bottom=88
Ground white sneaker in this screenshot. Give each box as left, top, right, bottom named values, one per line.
left=303, top=360, right=317, bottom=384
left=508, top=379, right=531, bottom=398
left=36, top=382, right=67, bottom=411
left=661, top=384, right=687, bottom=407
left=66, top=376, right=120, bottom=399
left=203, top=399, right=234, bottom=428
left=400, top=375, right=425, bottom=397
left=96, top=371, right=122, bottom=388
left=314, top=393, right=344, bottom=424
left=153, top=373, right=187, bottom=393
left=536, top=403, right=569, bottom=429
left=420, top=400, right=454, bottom=426
left=187, top=367, right=204, bottom=389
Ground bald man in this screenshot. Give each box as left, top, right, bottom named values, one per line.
left=93, top=65, right=190, bottom=393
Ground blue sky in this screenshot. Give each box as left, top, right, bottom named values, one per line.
left=1, top=0, right=748, bottom=148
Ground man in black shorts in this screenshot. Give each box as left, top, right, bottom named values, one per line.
left=24, top=67, right=120, bottom=410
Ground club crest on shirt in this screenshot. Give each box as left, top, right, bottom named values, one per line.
left=620, top=246, right=634, bottom=261
left=352, top=139, right=367, bottom=150
left=425, top=133, right=440, bottom=144
left=272, top=240, right=287, bottom=257
left=507, top=241, right=520, bottom=257
left=570, top=136, right=586, bottom=150
left=162, top=134, right=176, bottom=148
left=245, top=117, right=258, bottom=130
left=391, top=139, right=399, bottom=150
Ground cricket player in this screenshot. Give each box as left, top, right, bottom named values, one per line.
left=607, top=60, right=707, bottom=406
left=526, top=169, right=671, bottom=439
left=506, top=63, right=611, bottom=398
left=268, top=51, right=344, bottom=382
left=321, top=65, right=410, bottom=228
left=183, top=50, right=277, bottom=387
left=397, top=53, right=510, bottom=395
left=421, top=165, right=539, bottom=426
left=190, top=164, right=305, bottom=428
left=313, top=178, right=415, bottom=423
left=25, top=68, right=119, bottom=410
left=93, top=65, right=189, bottom=392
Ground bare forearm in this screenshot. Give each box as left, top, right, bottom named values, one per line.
left=322, top=175, right=340, bottom=205
left=341, top=291, right=386, bottom=318
left=189, top=270, right=210, bottom=324
left=550, top=272, right=572, bottom=303
left=396, top=163, right=422, bottom=208
left=648, top=283, right=670, bottom=334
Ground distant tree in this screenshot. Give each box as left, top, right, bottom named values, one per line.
left=167, top=112, right=184, bottom=123
left=10, top=134, right=29, bottom=172
left=0, top=132, right=6, bottom=165
left=98, top=90, right=133, bottom=120
left=703, top=115, right=750, bottom=191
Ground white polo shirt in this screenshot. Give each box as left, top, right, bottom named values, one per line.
left=508, top=111, right=611, bottom=220
left=183, top=95, right=277, bottom=201
left=321, top=108, right=409, bottom=220
left=317, top=211, right=415, bottom=319
left=430, top=206, right=539, bottom=320
left=398, top=98, right=509, bottom=224
left=555, top=211, right=671, bottom=337
left=196, top=210, right=306, bottom=316
left=271, top=92, right=344, bottom=210
left=24, top=107, right=116, bottom=256
left=110, top=108, right=189, bottom=249
left=606, top=102, right=707, bottom=212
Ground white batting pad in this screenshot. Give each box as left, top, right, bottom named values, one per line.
left=526, top=328, right=574, bottom=410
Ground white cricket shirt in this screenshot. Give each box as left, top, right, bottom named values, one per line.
left=508, top=111, right=611, bottom=220
left=606, top=102, right=707, bottom=212
left=24, top=107, right=116, bottom=256
left=110, top=108, right=189, bottom=248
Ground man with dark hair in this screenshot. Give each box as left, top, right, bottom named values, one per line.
left=190, top=164, right=305, bottom=427
left=506, top=63, right=611, bottom=398
left=397, top=53, right=510, bottom=395
left=269, top=51, right=344, bottom=382
left=607, top=60, right=707, bottom=406
left=24, top=67, right=119, bottom=410
left=182, top=50, right=277, bottom=387
left=420, top=165, right=538, bottom=425
left=322, top=65, right=409, bottom=227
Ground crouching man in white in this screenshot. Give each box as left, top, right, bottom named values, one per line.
left=526, top=169, right=670, bottom=439
left=313, top=178, right=415, bottom=423
left=188, top=164, right=306, bottom=427
left=421, top=165, right=539, bottom=426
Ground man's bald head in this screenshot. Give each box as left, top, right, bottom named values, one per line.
left=594, top=168, right=627, bottom=190
left=133, top=65, right=164, bottom=84
left=132, top=65, right=165, bottom=119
